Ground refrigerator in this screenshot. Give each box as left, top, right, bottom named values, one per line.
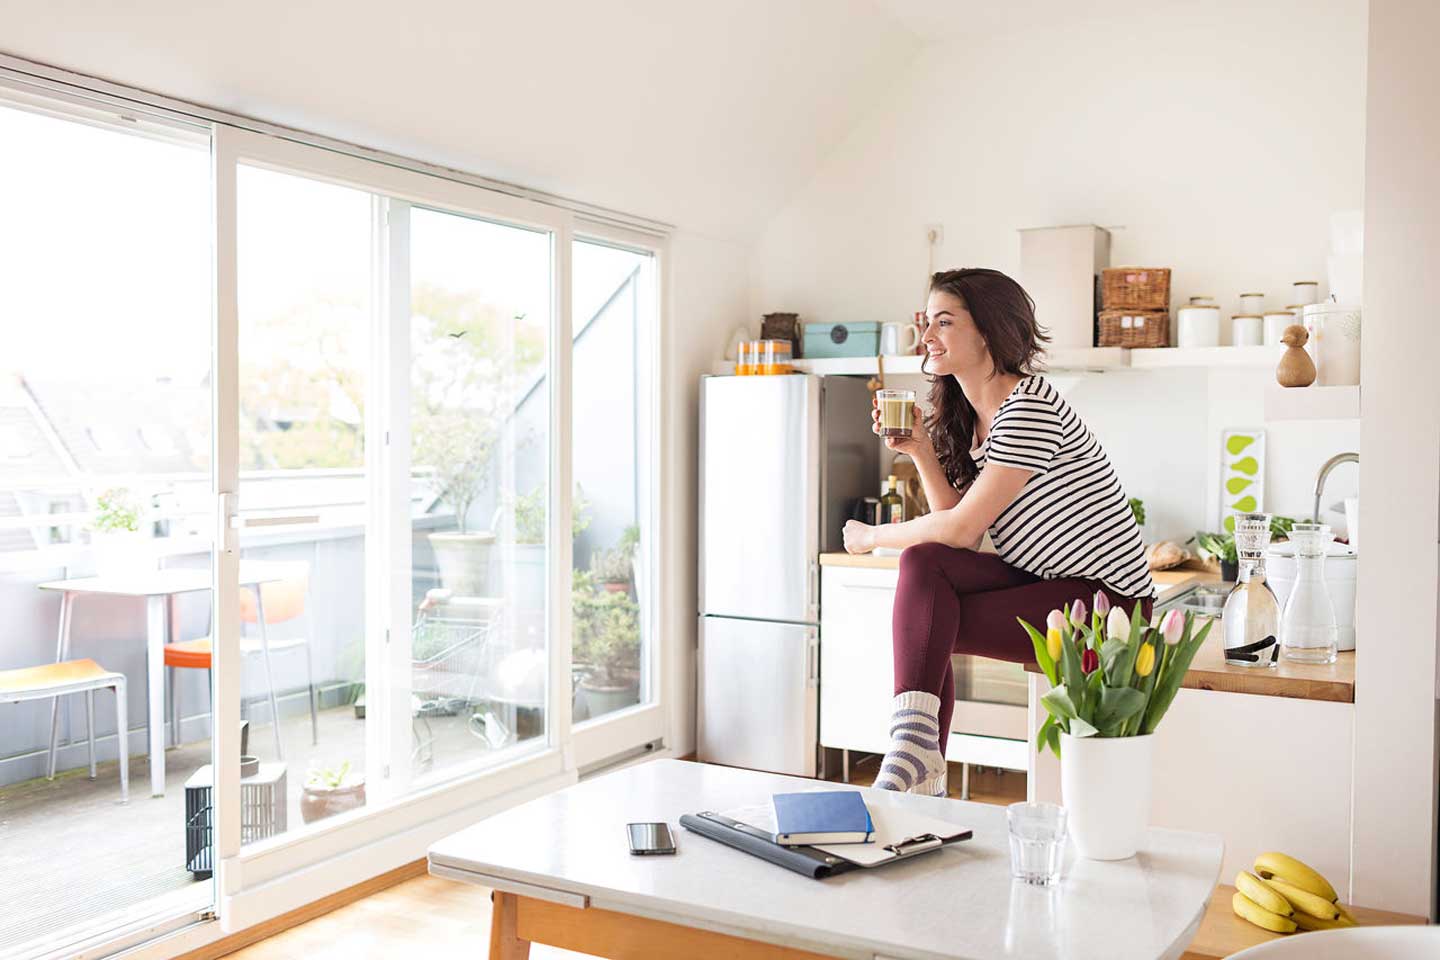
left=697, top=373, right=878, bottom=776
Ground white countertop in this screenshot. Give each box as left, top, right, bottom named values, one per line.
left=428, top=758, right=1223, bottom=960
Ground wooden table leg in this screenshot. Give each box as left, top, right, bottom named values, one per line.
left=489, top=892, right=531, bottom=960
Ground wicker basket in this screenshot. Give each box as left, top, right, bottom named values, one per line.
left=1102, top=267, right=1171, bottom=310
left=1098, top=309, right=1170, bottom=348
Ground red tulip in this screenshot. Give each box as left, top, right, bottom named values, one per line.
left=1081, top=647, right=1099, bottom=674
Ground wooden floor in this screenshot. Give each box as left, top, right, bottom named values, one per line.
left=839, top=754, right=1028, bottom=805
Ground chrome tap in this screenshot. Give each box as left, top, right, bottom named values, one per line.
left=1312, top=452, right=1359, bottom=523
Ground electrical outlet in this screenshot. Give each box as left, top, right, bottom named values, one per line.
left=925, top=223, right=944, bottom=246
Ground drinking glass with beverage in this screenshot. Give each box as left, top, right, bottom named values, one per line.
left=875, top=389, right=915, bottom=438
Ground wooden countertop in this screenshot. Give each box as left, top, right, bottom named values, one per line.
left=1181, top=884, right=1427, bottom=959
left=821, top=554, right=1355, bottom=703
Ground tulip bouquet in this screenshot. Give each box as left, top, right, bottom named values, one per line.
left=1020, top=592, right=1213, bottom=756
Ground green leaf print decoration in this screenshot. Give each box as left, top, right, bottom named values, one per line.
left=1232, top=456, right=1259, bottom=476
left=1224, top=515, right=1236, bottom=533
left=1226, top=477, right=1252, bottom=494
left=1226, top=435, right=1255, bottom=456
left=1231, top=495, right=1258, bottom=513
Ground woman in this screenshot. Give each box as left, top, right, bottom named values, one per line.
left=843, top=268, right=1153, bottom=796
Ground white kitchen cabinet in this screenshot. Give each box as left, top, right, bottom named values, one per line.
left=819, top=562, right=1028, bottom=772
left=1027, top=674, right=1355, bottom=900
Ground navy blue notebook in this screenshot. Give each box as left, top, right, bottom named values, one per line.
left=771, top=791, right=874, bottom=845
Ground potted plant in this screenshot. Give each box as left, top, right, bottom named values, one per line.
left=1021, top=598, right=1212, bottom=860
left=511, top=484, right=590, bottom=613
left=89, top=487, right=155, bottom=578
left=590, top=534, right=634, bottom=593
left=1193, top=530, right=1238, bottom=582
left=416, top=410, right=497, bottom=596
left=572, top=570, right=641, bottom=717
left=301, top=760, right=366, bottom=823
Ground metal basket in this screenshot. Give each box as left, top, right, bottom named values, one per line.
left=411, top=598, right=503, bottom=763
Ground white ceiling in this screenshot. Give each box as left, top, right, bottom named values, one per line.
left=0, top=0, right=922, bottom=238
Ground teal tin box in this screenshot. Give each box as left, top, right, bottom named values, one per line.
left=802, top=321, right=880, bottom=359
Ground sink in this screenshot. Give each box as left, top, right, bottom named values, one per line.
left=1231, top=926, right=1440, bottom=959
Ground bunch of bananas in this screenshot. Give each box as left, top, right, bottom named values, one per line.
left=1231, top=852, right=1357, bottom=935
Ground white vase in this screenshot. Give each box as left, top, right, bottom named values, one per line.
left=1059, top=732, right=1153, bottom=860
left=90, top=529, right=155, bottom=580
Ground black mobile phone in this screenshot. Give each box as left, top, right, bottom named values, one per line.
left=626, top=821, right=676, bottom=855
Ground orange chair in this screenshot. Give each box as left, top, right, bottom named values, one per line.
left=1, top=659, right=128, bottom=802
left=164, top=566, right=317, bottom=760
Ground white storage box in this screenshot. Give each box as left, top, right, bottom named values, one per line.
left=1019, top=224, right=1111, bottom=349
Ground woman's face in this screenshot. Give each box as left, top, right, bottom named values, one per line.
left=921, top=289, right=991, bottom=377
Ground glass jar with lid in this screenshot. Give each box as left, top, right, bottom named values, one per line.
left=1279, top=522, right=1339, bottom=664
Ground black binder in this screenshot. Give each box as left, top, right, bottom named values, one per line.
left=680, top=810, right=971, bottom=880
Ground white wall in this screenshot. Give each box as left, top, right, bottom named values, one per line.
left=1353, top=0, right=1440, bottom=918
left=753, top=0, right=1367, bottom=543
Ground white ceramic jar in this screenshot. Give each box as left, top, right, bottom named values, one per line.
left=1232, top=314, right=1264, bottom=346
left=1188, top=295, right=1217, bottom=307
left=1292, top=281, right=1320, bottom=305
left=1239, top=292, right=1265, bottom=314
left=1263, top=311, right=1295, bottom=346
left=1267, top=541, right=1357, bottom=651
left=1301, top=303, right=1362, bottom=385
left=1176, top=305, right=1221, bottom=347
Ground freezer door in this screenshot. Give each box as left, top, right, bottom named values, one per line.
left=697, top=616, right=818, bottom=777
left=699, top=375, right=819, bottom=622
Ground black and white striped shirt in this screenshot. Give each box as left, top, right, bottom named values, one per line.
left=973, top=376, right=1154, bottom=598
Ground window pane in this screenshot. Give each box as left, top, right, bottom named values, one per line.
left=571, top=239, right=654, bottom=725
left=237, top=165, right=373, bottom=840
left=408, top=206, right=551, bottom=782
left=0, top=96, right=213, bottom=948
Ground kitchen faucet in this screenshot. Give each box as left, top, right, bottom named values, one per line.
left=1312, top=452, right=1359, bottom=523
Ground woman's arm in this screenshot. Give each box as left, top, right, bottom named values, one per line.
left=870, top=397, right=961, bottom=511
left=843, top=462, right=1030, bottom=554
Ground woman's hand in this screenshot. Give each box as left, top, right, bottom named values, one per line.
left=843, top=519, right=878, bottom=555
left=871, top=396, right=937, bottom=463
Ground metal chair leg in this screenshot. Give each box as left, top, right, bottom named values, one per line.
left=47, top=592, right=73, bottom=781
left=169, top=665, right=180, bottom=747
left=254, top=589, right=284, bottom=760
left=114, top=677, right=129, bottom=803
left=86, top=689, right=96, bottom=779
left=304, top=641, right=318, bottom=746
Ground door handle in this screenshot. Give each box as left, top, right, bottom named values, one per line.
left=229, top=514, right=320, bottom=529
left=806, top=630, right=819, bottom=687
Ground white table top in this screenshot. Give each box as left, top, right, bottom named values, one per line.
left=428, top=759, right=1223, bottom=960
left=37, top=562, right=289, bottom=596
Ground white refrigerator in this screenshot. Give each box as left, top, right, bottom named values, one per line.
left=697, top=373, right=877, bottom=776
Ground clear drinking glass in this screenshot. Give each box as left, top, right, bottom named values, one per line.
left=1280, top=523, right=1339, bottom=664
left=1007, top=802, right=1067, bottom=885
left=1222, top=513, right=1281, bottom=667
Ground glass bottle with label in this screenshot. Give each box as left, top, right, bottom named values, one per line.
left=879, top=475, right=905, bottom=524
left=1279, top=523, right=1339, bottom=664
left=1221, top=513, right=1280, bottom=667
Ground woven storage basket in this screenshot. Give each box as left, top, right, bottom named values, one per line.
left=1098, top=309, right=1169, bottom=348
left=1102, top=267, right=1171, bottom=310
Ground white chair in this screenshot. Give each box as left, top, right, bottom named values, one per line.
left=2, top=658, right=128, bottom=802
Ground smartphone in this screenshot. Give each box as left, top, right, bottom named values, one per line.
left=626, top=821, right=676, bottom=855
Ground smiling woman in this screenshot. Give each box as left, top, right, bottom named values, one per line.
left=843, top=268, right=1153, bottom=796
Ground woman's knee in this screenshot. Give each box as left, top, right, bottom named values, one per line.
left=898, top=541, right=972, bottom=579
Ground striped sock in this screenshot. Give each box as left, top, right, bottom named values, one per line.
left=872, top=691, right=945, bottom=792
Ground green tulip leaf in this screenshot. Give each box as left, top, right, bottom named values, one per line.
left=1232, top=456, right=1259, bottom=476
left=1231, top=495, right=1257, bottom=512
left=1226, top=477, right=1252, bottom=494
left=1225, top=435, right=1255, bottom=455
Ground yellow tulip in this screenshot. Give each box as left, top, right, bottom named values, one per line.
left=1135, top=642, right=1156, bottom=677
left=1046, top=626, right=1062, bottom=661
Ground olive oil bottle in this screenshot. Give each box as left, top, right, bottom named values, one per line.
left=880, top=475, right=906, bottom=524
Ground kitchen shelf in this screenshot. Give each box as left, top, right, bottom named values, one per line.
left=1129, top=345, right=1282, bottom=369
left=1263, top=383, right=1361, bottom=420
left=710, top=345, right=1289, bottom=377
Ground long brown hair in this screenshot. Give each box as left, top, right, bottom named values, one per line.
left=924, top=268, right=1050, bottom=490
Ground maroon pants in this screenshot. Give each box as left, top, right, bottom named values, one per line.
left=892, top=542, right=1150, bottom=755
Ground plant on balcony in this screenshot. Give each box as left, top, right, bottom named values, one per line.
left=93, top=487, right=141, bottom=533
left=89, top=487, right=155, bottom=577
left=513, top=483, right=591, bottom=544
left=571, top=569, right=640, bottom=716
left=301, top=759, right=366, bottom=824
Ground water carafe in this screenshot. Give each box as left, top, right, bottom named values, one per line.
left=1280, top=523, right=1339, bottom=664
left=1221, top=513, right=1280, bottom=667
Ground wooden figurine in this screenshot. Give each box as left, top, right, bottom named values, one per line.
left=1277, top=324, right=1317, bottom=387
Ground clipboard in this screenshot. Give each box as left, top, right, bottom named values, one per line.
left=812, top=804, right=972, bottom=867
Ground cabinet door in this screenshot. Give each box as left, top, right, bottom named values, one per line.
left=819, top=565, right=898, bottom=754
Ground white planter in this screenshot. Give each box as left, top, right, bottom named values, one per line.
left=428, top=531, right=495, bottom=596
left=1059, top=733, right=1154, bottom=860
left=90, top=529, right=155, bottom=579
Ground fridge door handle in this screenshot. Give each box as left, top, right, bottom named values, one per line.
left=806, top=630, right=819, bottom=687
left=808, top=560, right=819, bottom=616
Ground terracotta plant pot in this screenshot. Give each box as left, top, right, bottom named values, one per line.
left=601, top=580, right=630, bottom=594
left=301, top=780, right=366, bottom=824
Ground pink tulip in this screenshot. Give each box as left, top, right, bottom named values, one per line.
left=1093, top=590, right=1111, bottom=618
left=1046, top=609, right=1066, bottom=634
left=1161, top=608, right=1185, bottom=645
left=1070, top=598, right=1087, bottom=628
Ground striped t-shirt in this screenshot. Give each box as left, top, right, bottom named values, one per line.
left=972, top=375, right=1154, bottom=598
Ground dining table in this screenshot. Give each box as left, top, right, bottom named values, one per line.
left=38, top=562, right=285, bottom=797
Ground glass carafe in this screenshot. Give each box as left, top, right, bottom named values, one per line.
left=1222, top=513, right=1280, bottom=667
left=1280, top=523, right=1339, bottom=664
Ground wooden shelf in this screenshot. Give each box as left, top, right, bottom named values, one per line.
left=1264, top=383, right=1361, bottom=420
left=1181, top=884, right=1426, bottom=960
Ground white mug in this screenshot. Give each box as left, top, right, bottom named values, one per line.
left=880, top=320, right=921, bottom=356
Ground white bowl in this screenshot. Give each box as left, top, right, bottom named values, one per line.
left=1230, top=926, right=1440, bottom=959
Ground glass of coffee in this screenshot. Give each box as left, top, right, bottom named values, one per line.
left=876, top=388, right=915, bottom=438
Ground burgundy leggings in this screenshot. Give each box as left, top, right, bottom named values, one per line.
left=892, top=542, right=1150, bottom=756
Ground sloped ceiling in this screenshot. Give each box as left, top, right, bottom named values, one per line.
left=0, top=0, right=922, bottom=238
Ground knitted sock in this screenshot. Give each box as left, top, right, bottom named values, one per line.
left=872, top=691, right=946, bottom=792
